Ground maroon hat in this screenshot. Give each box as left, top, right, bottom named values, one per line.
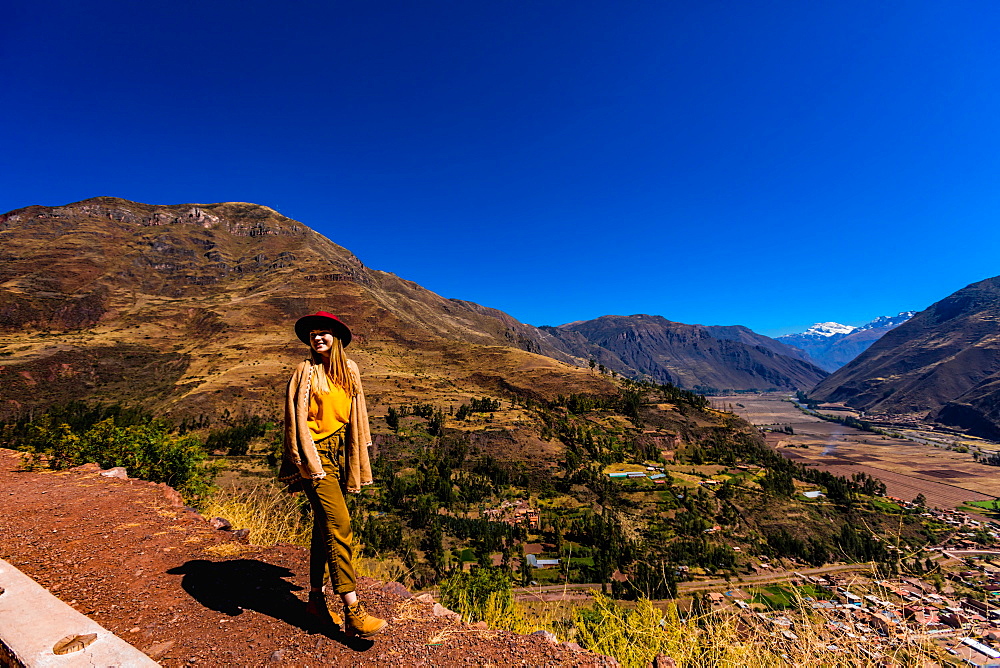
left=294, top=311, right=352, bottom=347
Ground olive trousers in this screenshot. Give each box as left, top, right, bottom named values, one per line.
left=303, top=433, right=357, bottom=594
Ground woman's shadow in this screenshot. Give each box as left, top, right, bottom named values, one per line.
left=167, top=559, right=373, bottom=650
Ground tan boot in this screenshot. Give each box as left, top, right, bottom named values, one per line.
left=305, top=590, right=343, bottom=628
left=344, top=601, right=387, bottom=638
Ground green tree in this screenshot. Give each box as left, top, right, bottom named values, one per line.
left=760, top=468, right=794, bottom=497
left=205, top=415, right=266, bottom=456
left=385, top=406, right=400, bottom=431
left=11, top=411, right=215, bottom=502
left=519, top=548, right=533, bottom=586
left=422, top=519, right=446, bottom=579
left=427, top=409, right=445, bottom=436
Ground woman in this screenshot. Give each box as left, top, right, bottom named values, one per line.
left=280, top=311, right=386, bottom=638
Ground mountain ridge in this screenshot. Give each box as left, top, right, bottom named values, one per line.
left=1, top=198, right=831, bottom=419
left=542, top=314, right=827, bottom=392
left=0, top=197, right=610, bottom=421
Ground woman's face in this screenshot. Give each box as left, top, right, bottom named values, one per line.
left=309, top=329, right=335, bottom=358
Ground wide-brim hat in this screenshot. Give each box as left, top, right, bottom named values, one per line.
left=294, top=311, right=352, bottom=347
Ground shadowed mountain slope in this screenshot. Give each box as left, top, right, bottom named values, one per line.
left=541, top=315, right=828, bottom=392
left=702, top=324, right=816, bottom=363
left=0, top=198, right=611, bottom=420
left=809, top=277, right=1000, bottom=437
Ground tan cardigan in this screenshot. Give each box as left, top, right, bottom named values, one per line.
left=280, top=358, right=373, bottom=493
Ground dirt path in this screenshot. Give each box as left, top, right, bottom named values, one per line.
left=673, top=563, right=876, bottom=592
left=0, top=449, right=605, bottom=666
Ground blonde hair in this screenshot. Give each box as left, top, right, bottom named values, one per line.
left=310, top=337, right=358, bottom=396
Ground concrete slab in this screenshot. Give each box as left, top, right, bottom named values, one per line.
left=0, top=558, right=158, bottom=667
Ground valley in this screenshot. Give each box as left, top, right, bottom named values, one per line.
left=722, top=394, right=1000, bottom=510
left=4, top=198, right=1000, bottom=665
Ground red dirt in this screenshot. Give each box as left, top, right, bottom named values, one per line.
left=0, top=449, right=612, bottom=666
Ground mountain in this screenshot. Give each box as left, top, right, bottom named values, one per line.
left=541, top=315, right=828, bottom=392
left=778, top=313, right=915, bottom=371
left=0, top=198, right=614, bottom=421
left=0, top=197, right=828, bottom=421
left=856, top=313, right=917, bottom=332
left=808, top=278, right=1000, bottom=437
left=795, top=322, right=859, bottom=338
left=701, top=324, right=817, bottom=364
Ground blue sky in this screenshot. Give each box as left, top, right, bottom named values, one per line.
left=4, top=1, right=999, bottom=336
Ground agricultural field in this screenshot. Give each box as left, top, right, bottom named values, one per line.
left=958, top=499, right=1000, bottom=520
left=749, top=582, right=830, bottom=609
left=723, top=394, right=999, bottom=511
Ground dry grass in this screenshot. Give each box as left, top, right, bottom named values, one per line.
left=394, top=598, right=428, bottom=622
left=691, top=611, right=943, bottom=667
left=353, top=549, right=410, bottom=583
left=455, top=587, right=947, bottom=668
left=200, top=483, right=411, bottom=584
left=199, top=484, right=312, bottom=547
left=205, top=543, right=249, bottom=558
left=426, top=625, right=496, bottom=646
left=607, top=593, right=945, bottom=668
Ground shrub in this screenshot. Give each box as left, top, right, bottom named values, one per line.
left=385, top=406, right=400, bottom=431
left=3, top=406, right=217, bottom=502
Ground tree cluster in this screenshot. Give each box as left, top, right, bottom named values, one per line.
left=204, top=415, right=267, bottom=455
left=1, top=402, right=215, bottom=501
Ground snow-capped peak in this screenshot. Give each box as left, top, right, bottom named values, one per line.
left=803, top=322, right=857, bottom=338
left=857, top=311, right=916, bottom=331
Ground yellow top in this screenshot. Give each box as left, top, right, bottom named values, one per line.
left=308, top=381, right=352, bottom=442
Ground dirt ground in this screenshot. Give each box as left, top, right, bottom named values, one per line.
left=722, top=395, right=998, bottom=510
left=0, top=449, right=611, bottom=667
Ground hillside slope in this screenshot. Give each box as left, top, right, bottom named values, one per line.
left=0, top=198, right=611, bottom=421
left=809, top=277, right=1000, bottom=436
left=542, top=315, right=828, bottom=392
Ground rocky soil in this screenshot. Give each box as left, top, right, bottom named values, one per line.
left=0, top=449, right=612, bottom=666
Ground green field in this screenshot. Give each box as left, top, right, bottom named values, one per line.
left=868, top=498, right=902, bottom=513
left=965, top=500, right=999, bottom=510
left=750, top=583, right=831, bottom=610
left=750, top=584, right=796, bottom=609
left=959, top=499, right=1000, bottom=518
